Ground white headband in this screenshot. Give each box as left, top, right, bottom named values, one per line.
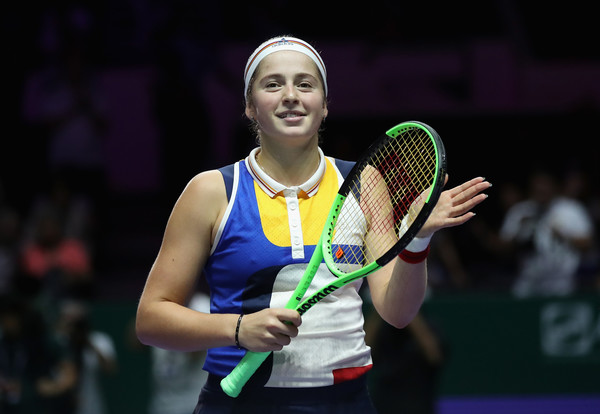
left=244, top=36, right=328, bottom=99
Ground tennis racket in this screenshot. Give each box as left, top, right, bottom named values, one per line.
left=221, top=120, right=447, bottom=397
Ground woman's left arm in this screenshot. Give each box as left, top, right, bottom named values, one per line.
left=367, top=176, right=491, bottom=328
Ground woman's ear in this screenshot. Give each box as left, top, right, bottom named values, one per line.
left=245, top=104, right=255, bottom=121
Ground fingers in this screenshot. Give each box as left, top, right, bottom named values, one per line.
left=452, top=192, right=489, bottom=218
left=279, top=308, right=302, bottom=328
left=261, top=322, right=299, bottom=351
left=447, top=177, right=491, bottom=216
left=239, top=308, right=302, bottom=352
left=421, top=176, right=491, bottom=235
left=270, top=310, right=301, bottom=349
left=440, top=210, right=477, bottom=229
left=448, top=177, right=490, bottom=199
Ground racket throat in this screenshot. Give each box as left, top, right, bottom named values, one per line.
left=297, top=284, right=340, bottom=315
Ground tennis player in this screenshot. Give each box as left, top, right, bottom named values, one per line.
left=136, top=35, right=491, bottom=413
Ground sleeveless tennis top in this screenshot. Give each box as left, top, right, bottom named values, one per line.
left=203, top=148, right=373, bottom=388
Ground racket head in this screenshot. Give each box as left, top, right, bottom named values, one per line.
left=323, top=121, right=447, bottom=277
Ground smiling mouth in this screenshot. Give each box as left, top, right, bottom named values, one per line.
left=277, top=111, right=305, bottom=119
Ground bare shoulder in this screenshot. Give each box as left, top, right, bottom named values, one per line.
left=176, top=170, right=228, bottom=217
left=185, top=169, right=227, bottom=197
left=170, top=170, right=228, bottom=238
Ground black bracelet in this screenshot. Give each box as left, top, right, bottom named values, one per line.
left=235, top=314, right=244, bottom=349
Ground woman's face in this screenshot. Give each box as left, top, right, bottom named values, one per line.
left=245, top=50, right=328, bottom=145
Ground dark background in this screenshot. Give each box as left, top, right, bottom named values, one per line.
left=1, top=1, right=600, bottom=413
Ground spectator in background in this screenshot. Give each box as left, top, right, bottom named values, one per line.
left=499, top=168, right=594, bottom=298
left=561, top=166, right=600, bottom=291
left=19, top=206, right=93, bottom=306
left=23, top=175, right=96, bottom=253
left=0, top=295, right=79, bottom=413
left=56, top=300, right=118, bottom=414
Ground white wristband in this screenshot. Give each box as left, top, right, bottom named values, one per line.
left=405, top=234, right=432, bottom=253
left=400, top=215, right=433, bottom=253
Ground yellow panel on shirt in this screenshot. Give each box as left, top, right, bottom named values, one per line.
left=254, top=158, right=340, bottom=248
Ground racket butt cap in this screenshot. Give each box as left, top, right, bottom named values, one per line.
left=220, top=378, right=242, bottom=398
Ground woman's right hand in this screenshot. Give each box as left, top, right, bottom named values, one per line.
left=237, top=308, right=302, bottom=352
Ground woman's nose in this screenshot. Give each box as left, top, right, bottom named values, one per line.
left=282, top=84, right=298, bottom=102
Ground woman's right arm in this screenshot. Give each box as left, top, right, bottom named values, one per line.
left=136, top=170, right=239, bottom=351
left=135, top=170, right=301, bottom=352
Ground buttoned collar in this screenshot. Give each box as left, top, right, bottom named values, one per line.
left=245, top=147, right=326, bottom=198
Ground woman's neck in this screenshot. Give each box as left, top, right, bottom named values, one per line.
left=255, top=142, right=320, bottom=187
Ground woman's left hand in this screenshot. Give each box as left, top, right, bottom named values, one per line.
left=419, top=175, right=491, bottom=238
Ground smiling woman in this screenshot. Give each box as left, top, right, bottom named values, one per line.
left=135, top=34, right=491, bottom=414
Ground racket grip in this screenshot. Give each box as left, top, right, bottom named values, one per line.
left=220, top=350, right=271, bottom=397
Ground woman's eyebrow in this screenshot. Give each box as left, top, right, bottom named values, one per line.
left=260, top=72, right=318, bottom=80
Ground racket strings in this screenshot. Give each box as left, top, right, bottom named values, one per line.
left=331, top=127, right=436, bottom=272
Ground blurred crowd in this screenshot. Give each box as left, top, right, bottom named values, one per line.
left=427, top=165, right=600, bottom=297
left=2, top=1, right=597, bottom=298
left=1, top=1, right=600, bottom=413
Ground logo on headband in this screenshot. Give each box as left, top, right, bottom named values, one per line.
left=273, top=37, right=292, bottom=47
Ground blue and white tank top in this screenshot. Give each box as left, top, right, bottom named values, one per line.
left=203, top=148, right=372, bottom=388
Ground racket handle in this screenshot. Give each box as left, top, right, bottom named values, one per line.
left=220, top=350, right=271, bottom=397
left=221, top=239, right=324, bottom=397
